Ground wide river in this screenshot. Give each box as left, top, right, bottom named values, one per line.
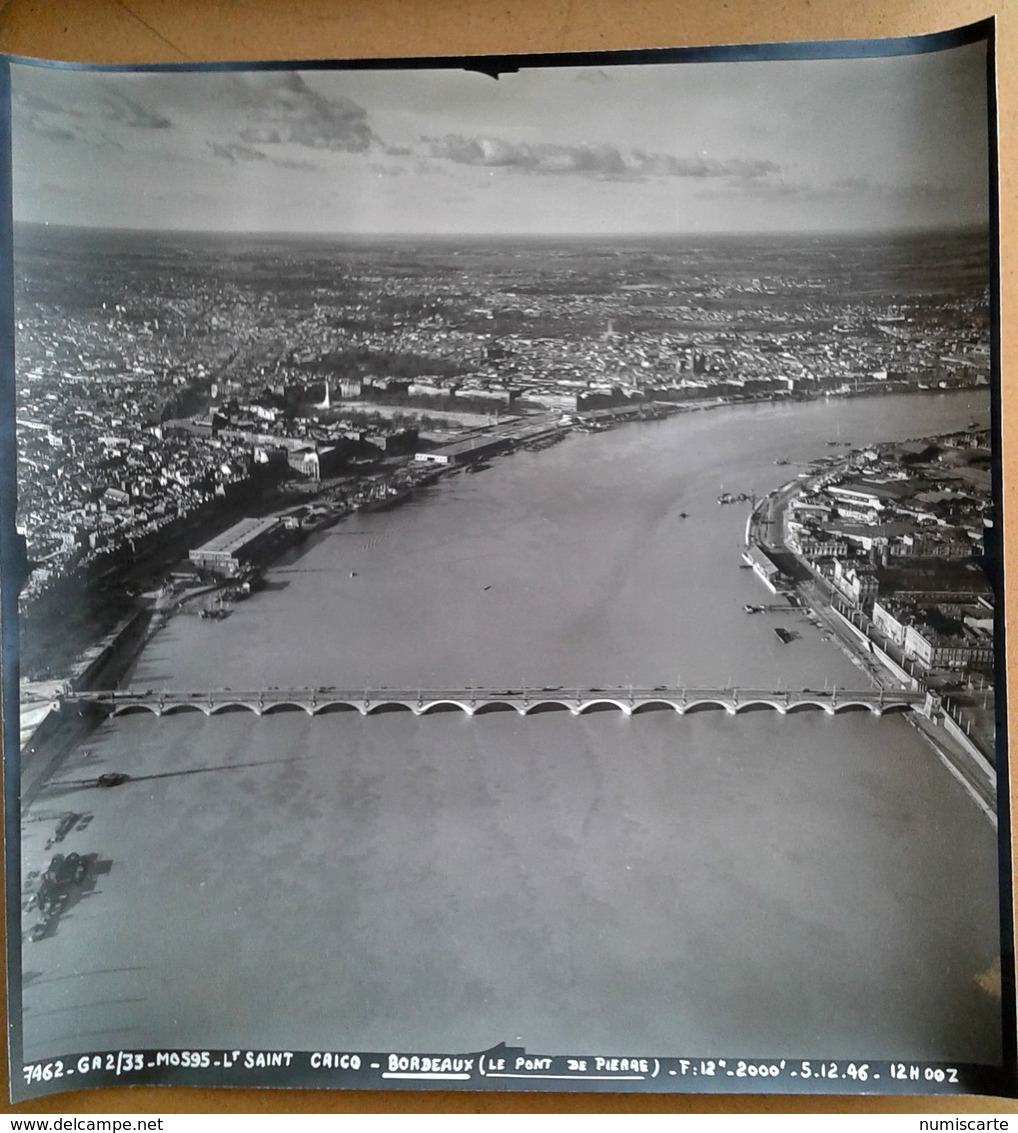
left=22, top=391, right=1003, bottom=1071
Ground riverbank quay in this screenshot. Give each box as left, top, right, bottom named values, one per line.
left=12, top=405, right=621, bottom=672
left=17, top=601, right=176, bottom=807
left=20, top=606, right=153, bottom=725
left=15, top=474, right=315, bottom=680
left=17, top=390, right=1003, bottom=1072
left=13, top=433, right=493, bottom=739
left=745, top=453, right=998, bottom=822
left=14, top=383, right=980, bottom=687
left=14, top=396, right=989, bottom=770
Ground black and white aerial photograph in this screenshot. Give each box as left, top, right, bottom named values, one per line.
left=3, top=22, right=1012, bottom=1101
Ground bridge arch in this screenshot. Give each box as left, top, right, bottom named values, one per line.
left=578, top=699, right=629, bottom=715
left=522, top=700, right=572, bottom=716
left=683, top=700, right=731, bottom=714
left=367, top=701, right=417, bottom=715
left=631, top=699, right=678, bottom=715
left=159, top=703, right=207, bottom=717
left=418, top=699, right=471, bottom=715
left=733, top=700, right=783, bottom=715
left=209, top=702, right=257, bottom=716
left=473, top=701, right=518, bottom=715
left=784, top=700, right=832, bottom=715
left=314, top=701, right=361, bottom=715
left=262, top=701, right=313, bottom=716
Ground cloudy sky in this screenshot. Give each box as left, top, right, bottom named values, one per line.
left=9, top=40, right=990, bottom=235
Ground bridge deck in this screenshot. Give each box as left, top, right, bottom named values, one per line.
left=62, top=685, right=926, bottom=718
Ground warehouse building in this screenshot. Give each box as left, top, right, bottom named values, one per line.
left=189, top=516, right=291, bottom=576
left=414, top=434, right=512, bottom=466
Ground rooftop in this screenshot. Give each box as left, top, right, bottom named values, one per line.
left=192, top=516, right=280, bottom=556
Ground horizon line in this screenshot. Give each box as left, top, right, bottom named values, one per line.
left=12, top=219, right=991, bottom=241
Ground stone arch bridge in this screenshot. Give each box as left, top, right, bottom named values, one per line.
left=60, top=685, right=930, bottom=720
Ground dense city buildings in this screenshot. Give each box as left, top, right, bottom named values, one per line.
left=14, top=226, right=994, bottom=747
left=785, top=428, right=993, bottom=672
left=745, top=417, right=997, bottom=769
left=14, top=227, right=990, bottom=624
